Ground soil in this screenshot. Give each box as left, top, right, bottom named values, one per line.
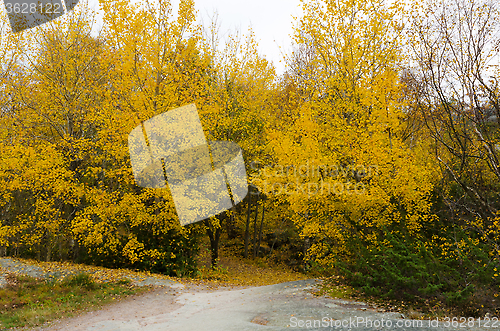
left=0, top=258, right=488, bottom=331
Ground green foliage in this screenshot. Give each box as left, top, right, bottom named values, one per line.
left=133, top=225, right=201, bottom=277
left=0, top=0, right=499, bottom=318
left=333, top=227, right=499, bottom=316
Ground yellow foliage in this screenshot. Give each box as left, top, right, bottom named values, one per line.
left=258, top=0, right=439, bottom=266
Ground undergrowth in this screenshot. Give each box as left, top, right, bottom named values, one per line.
left=0, top=272, right=149, bottom=330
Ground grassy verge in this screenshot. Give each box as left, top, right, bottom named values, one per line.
left=0, top=272, right=150, bottom=330
left=313, top=275, right=495, bottom=320
left=0, top=245, right=310, bottom=329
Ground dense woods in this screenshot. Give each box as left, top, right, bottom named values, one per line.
left=0, top=0, right=499, bottom=316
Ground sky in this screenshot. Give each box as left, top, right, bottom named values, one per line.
left=173, top=0, right=303, bottom=74
left=84, top=0, right=303, bottom=75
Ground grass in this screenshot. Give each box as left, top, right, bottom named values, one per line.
left=0, top=239, right=348, bottom=329
left=312, top=277, right=356, bottom=300
left=1, top=241, right=490, bottom=329
left=313, top=274, right=494, bottom=320
left=0, top=272, right=150, bottom=330
left=0, top=244, right=311, bottom=329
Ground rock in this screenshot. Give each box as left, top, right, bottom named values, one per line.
left=251, top=315, right=269, bottom=325
left=0, top=275, right=6, bottom=288
left=325, top=303, right=339, bottom=308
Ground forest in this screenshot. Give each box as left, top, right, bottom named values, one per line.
left=0, top=0, right=499, bottom=317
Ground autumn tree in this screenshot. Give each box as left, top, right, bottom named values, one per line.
left=399, top=0, right=500, bottom=310
left=0, top=7, right=111, bottom=261
left=406, top=0, right=500, bottom=235
left=0, top=1, right=204, bottom=275
left=175, top=13, right=276, bottom=266
left=256, top=0, right=443, bottom=298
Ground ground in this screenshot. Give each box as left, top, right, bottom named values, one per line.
left=0, top=257, right=489, bottom=330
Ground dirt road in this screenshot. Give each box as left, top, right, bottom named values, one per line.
left=37, top=279, right=487, bottom=331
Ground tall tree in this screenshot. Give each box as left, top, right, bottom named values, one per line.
left=259, top=0, right=439, bottom=269
left=406, top=0, right=500, bottom=221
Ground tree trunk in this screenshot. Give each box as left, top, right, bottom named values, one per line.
left=46, top=231, right=52, bottom=262
left=36, top=243, right=41, bottom=261
left=72, top=239, right=80, bottom=262
left=256, top=202, right=265, bottom=258
left=269, top=232, right=277, bottom=256
left=244, top=193, right=252, bottom=258
left=46, top=244, right=51, bottom=262
left=303, top=236, right=311, bottom=271
left=210, top=228, right=221, bottom=268
left=205, top=216, right=222, bottom=269
left=252, top=196, right=260, bottom=258
left=269, top=218, right=285, bottom=258
left=226, top=206, right=237, bottom=240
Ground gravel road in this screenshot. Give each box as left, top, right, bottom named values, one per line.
left=1, top=258, right=489, bottom=331
left=36, top=280, right=488, bottom=331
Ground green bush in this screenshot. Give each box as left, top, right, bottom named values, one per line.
left=76, top=222, right=201, bottom=278
left=333, top=227, right=499, bottom=316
